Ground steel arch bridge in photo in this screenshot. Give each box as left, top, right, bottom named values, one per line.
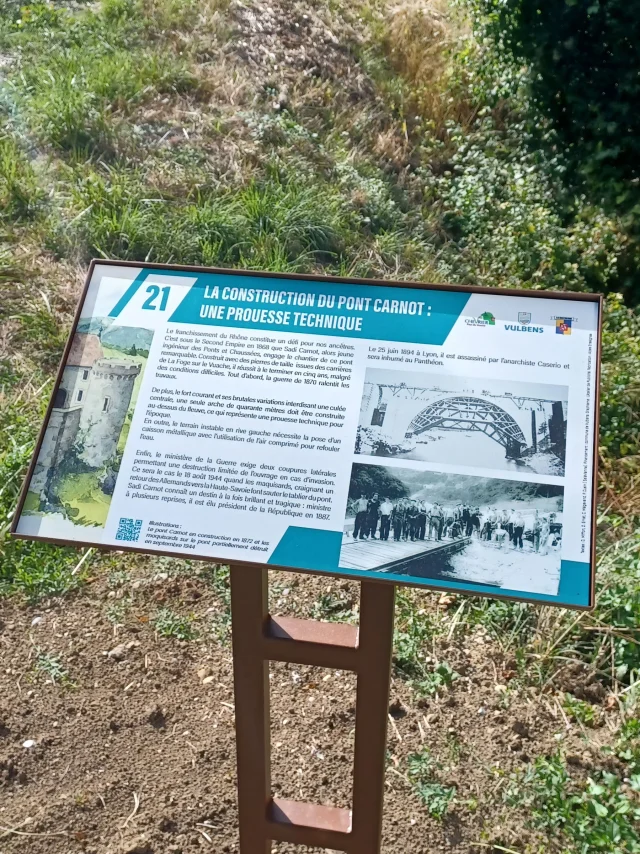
left=405, top=396, right=528, bottom=453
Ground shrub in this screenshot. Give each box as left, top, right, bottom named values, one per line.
left=421, top=113, right=628, bottom=295
left=600, top=295, right=640, bottom=460
left=473, top=1, right=640, bottom=223
left=153, top=607, right=197, bottom=640
left=461, top=0, right=640, bottom=304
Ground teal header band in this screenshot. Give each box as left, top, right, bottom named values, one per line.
left=169, top=272, right=470, bottom=345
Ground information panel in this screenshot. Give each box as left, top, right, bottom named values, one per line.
left=12, top=262, right=601, bottom=608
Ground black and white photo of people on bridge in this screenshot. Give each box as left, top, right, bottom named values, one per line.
left=342, top=464, right=564, bottom=594
left=348, top=494, right=557, bottom=554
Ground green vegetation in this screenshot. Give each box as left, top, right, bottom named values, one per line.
left=311, top=590, right=357, bottom=622
left=34, top=651, right=71, bottom=685
left=464, top=599, right=537, bottom=652
left=614, top=718, right=640, bottom=775
left=153, top=606, right=197, bottom=641
left=562, top=693, right=599, bottom=729
left=0, top=270, right=83, bottom=598
left=107, top=569, right=131, bottom=588
left=393, top=591, right=457, bottom=696
left=415, top=662, right=458, bottom=698
left=472, top=0, right=640, bottom=304
left=0, top=134, right=43, bottom=219
left=105, top=600, right=129, bottom=625
left=0, top=393, right=87, bottom=596
left=407, top=747, right=457, bottom=820
left=505, top=752, right=640, bottom=853
left=393, top=588, right=437, bottom=681
left=206, top=563, right=232, bottom=642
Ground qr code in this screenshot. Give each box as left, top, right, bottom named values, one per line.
left=115, top=518, right=143, bottom=542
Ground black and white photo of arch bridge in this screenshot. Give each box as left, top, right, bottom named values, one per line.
left=355, top=368, right=568, bottom=477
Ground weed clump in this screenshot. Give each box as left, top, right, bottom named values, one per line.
left=153, top=607, right=197, bottom=640
left=407, top=747, right=457, bottom=820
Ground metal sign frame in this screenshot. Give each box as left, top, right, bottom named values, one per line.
left=11, top=259, right=603, bottom=609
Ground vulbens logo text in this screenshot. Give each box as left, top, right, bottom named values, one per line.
left=504, top=324, right=544, bottom=333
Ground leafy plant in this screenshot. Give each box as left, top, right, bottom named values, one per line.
left=34, top=652, right=71, bottom=685
left=311, top=591, right=355, bottom=622
left=5, top=0, right=197, bottom=157
left=0, top=392, right=84, bottom=600
left=105, top=601, right=129, bottom=625
left=107, top=569, right=131, bottom=588
left=614, top=718, right=640, bottom=776
left=464, top=598, right=536, bottom=651
left=562, top=693, right=599, bottom=728
left=393, top=589, right=437, bottom=680
left=406, top=747, right=456, bottom=820
left=472, top=0, right=640, bottom=230
left=574, top=533, right=640, bottom=686
left=153, top=607, right=197, bottom=641
left=206, top=564, right=232, bottom=643
left=415, top=662, right=458, bottom=698
left=600, top=295, right=640, bottom=459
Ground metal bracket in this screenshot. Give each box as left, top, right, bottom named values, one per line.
left=230, top=566, right=395, bottom=853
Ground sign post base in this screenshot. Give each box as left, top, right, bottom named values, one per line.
left=230, top=566, right=395, bottom=853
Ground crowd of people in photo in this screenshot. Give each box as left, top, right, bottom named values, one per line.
left=347, top=494, right=559, bottom=554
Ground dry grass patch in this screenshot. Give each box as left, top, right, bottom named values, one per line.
left=381, top=0, right=476, bottom=135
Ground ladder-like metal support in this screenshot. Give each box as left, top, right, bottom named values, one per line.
left=230, top=566, right=395, bottom=853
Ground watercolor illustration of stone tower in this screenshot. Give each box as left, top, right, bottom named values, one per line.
left=31, top=332, right=141, bottom=496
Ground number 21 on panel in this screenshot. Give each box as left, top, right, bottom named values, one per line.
left=142, top=285, right=171, bottom=311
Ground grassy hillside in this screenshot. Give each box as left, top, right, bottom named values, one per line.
left=0, top=0, right=639, bottom=851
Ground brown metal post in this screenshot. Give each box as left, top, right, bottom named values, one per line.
left=230, top=567, right=395, bottom=853
left=351, top=580, right=395, bottom=853
left=230, top=566, right=271, bottom=854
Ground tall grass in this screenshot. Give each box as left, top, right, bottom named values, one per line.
left=63, top=167, right=355, bottom=267
left=2, top=0, right=198, bottom=158
left=20, top=50, right=195, bottom=155
left=379, top=0, right=476, bottom=136
left=0, top=359, right=99, bottom=600
left=0, top=135, right=42, bottom=220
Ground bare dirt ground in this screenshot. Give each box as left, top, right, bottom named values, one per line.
left=0, top=558, right=619, bottom=854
